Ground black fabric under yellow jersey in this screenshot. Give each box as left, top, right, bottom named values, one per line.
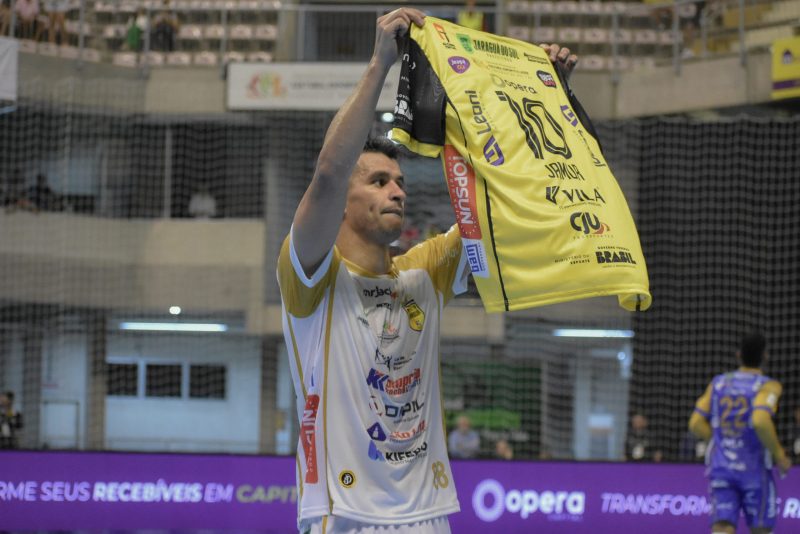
left=391, top=17, right=651, bottom=312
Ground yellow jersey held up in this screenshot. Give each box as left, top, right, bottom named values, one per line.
left=392, top=17, right=651, bottom=312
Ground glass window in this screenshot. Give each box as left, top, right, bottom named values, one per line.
left=107, top=363, right=138, bottom=396
left=189, top=365, right=226, bottom=399
left=145, top=364, right=182, bottom=397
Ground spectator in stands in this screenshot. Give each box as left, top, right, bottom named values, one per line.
left=624, top=412, right=653, bottom=461
left=151, top=0, right=179, bottom=52
left=495, top=439, right=514, bottom=460
left=2, top=168, right=33, bottom=211
left=188, top=185, right=217, bottom=218
left=448, top=414, right=481, bottom=459
left=25, top=173, right=61, bottom=211
left=0, top=391, right=23, bottom=449
left=15, top=0, right=40, bottom=40
left=457, top=0, right=484, bottom=32
left=126, top=9, right=148, bottom=52
left=45, top=0, right=68, bottom=45
left=1, top=0, right=11, bottom=37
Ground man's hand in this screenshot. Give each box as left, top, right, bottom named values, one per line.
left=373, top=8, right=426, bottom=69
left=777, top=453, right=792, bottom=478
left=539, top=43, right=579, bottom=78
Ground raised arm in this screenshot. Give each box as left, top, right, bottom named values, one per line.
left=291, top=8, right=426, bottom=276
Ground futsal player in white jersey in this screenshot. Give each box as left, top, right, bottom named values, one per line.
left=277, top=8, right=577, bottom=534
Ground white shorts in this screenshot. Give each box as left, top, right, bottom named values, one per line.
left=300, top=515, right=451, bottom=534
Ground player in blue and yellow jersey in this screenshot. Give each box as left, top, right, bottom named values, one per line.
left=689, top=332, right=792, bottom=534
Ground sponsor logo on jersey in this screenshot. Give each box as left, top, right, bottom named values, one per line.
left=524, top=52, right=549, bottom=64
left=363, top=286, right=396, bottom=298
left=366, top=422, right=387, bottom=441
left=537, top=70, right=557, bottom=88
left=472, top=40, right=519, bottom=59
left=370, top=395, right=425, bottom=421
left=448, top=56, right=470, bottom=74
left=457, top=33, right=473, bottom=53
left=433, top=23, right=456, bottom=49
left=385, top=441, right=428, bottom=464
left=595, top=247, right=637, bottom=265
left=374, top=347, right=412, bottom=370
left=338, top=470, right=356, bottom=488
left=473, top=479, right=586, bottom=522
left=546, top=186, right=605, bottom=206
left=368, top=441, right=384, bottom=461
left=560, top=105, right=578, bottom=127
left=490, top=74, right=537, bottom=95
left=366, top=368, right=421, bottom=395
left=389, top=419, right=427, bottom=442
left=576, top=129, right=607, bottom=167
left=483, top=135, right=505, bottom=166
left=444, top=145, right=482, bottom=239
left=570, top=212, right=611, bottom=235
left=403, top=299, right=426, bottom=331
left=300, top=394, right=320, bottom=484
left=546, top=162, right=585, bottom=181
left=464, top=241, right=489, bottom=278
left=394, top=98, right=413, bottom=121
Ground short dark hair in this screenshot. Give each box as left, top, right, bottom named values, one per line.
left=739, top=331, right=767, bottom=368
left=363, top=136, right=400, bottom=160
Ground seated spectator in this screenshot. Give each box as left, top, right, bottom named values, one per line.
left=25, top=173, right=61, bottom=211
left=15, top=0, right=39, bottom=39
left=1, top=0, right=11, bottom=37
left=151, top=0, right=178, bottom=52
left=448, top=414, right=480, bottom=459
left=0, top=391, right=23, bottom=449
left=625, top=412, right=654, bottom=461
left=45, top=0, right=68, bottom=45
left=188, top=185, right=217, bottom=218
left=495, top=439, right=514, bottom=460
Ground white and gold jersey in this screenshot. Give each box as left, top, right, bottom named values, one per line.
left=277, top=226, right=467, bottom=526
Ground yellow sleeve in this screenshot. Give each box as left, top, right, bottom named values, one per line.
left=393, top=225, right=464, bottom=305
left=276, top=233, right=340, bottom=318
left=753, top=380, right=782, bottom=417
left=693, top=383, right=713, bottom=419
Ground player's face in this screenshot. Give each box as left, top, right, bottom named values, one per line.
left=345, top=152, right=406, bottom=245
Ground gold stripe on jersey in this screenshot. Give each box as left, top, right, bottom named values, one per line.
left=754, top=380, right=782, bottom=414
left=285, top=308, right=307, bottom=399
left=278, top=235, right=341, bottom=318
left=322, top=268, right=337, bottom=515
left=393, top=225, right=463, bottom=305
left=392, top=17, right=651, bottom=313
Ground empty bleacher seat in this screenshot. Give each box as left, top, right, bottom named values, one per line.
left=103, top=24, right=126, bottom=39
left=610, top=29, right=633, bottom=44
left=255, top=25, right=277, bottom=40
left=578, top=55, right=606, bottom=71
left=59, top=46, right=80, bottom=59
left=166, top=52, right=193, bottom=65
left=507, top=1, right=529, bottom=14
left=224, top=51, right=246, bottom=63
left=507, top=26, right=531, bottom=42
left=634, top=30, right=658, bottom=45
left=179, top=25, right=204, bottom=40
left=557, top=27, right=581, bottom=43
left=554, top=1, right=580, bottom=16
left=81, top=48, right=102, bottom=63
left=194, top=51, right=218, bottom=65
left=531, top=2, right=553, bottom=15
left=205, top=25, right=226, bottom=39
left=113, top=52, right=139, bottom=67
left=584, top=29, right=609, bottom=44
left=531, top=27, right=556, bottom=43
left=247, top=51, right=273, bottom=63
left=608, top=56, right=631, bottom=70
left=230, top=25, right=253, bottom=39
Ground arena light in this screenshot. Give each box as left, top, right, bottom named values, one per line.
left=118, top=322, right=228, bottom=332
left=169, top=306, right=182, bottom=315
left=552, top=329, right=634, bottom=338
left=381, top=112, right=394, bottom=123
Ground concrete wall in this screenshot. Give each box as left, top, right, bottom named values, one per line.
left=17, top=49, right=775, bottom=118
